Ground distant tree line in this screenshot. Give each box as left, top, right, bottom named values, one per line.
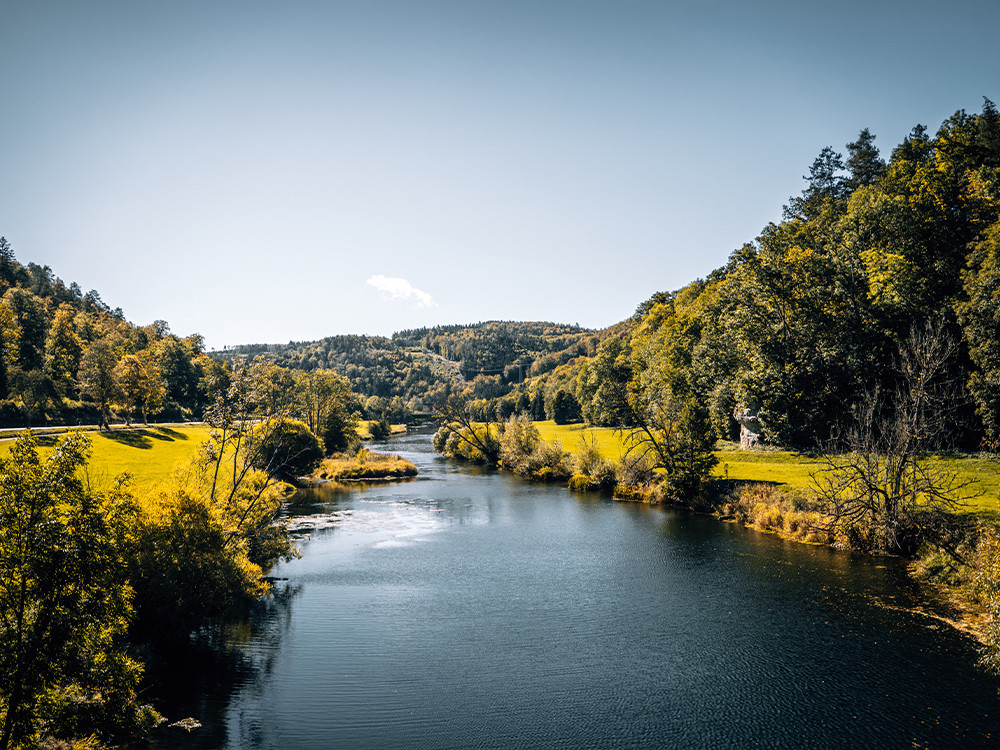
left=220, top=321, right=596, bottom=414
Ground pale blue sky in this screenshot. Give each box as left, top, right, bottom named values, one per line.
left=1, top=0, right=998, bottom=348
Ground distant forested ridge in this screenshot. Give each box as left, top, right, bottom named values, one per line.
left=220, top=321, right=595, bottom=413
left=11, top=98, right=1000, bottom=451
left=0, top=239, right=223, bottom=426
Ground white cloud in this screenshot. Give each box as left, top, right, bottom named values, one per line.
left=365, top=275, right=435, bottom=308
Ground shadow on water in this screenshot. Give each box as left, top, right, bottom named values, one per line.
left=147, top=582, right=302, bottom=749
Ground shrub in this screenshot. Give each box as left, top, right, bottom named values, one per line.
left=551, top=390, right=582, bottom=425
left=368, top=417, right=391, bottom=441
left=499, top=415, right=540, bottom=475
left=252, top=417, right=324, bottom=481
left=435, top=423, right=500, bottom=464
left=617, top=454, right=654, bottom=487
left=568, top=473, right=598, bottom=492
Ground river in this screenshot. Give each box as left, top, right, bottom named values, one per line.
left=151, top=428, right=1000, bottom=748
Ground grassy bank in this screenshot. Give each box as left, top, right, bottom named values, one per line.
left=535, top=421, right=1000, bottom=518
left=0, top=424, right=214, bottom=489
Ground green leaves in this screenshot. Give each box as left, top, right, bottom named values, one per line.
left=0, top=431, right=151, bottom=749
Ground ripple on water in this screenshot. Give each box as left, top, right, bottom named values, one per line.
left=152, top=431, right=1000, bottom=750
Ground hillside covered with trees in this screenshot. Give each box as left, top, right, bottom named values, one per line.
left=220, top=321, right=596, bottom=415
left=466, top=100, right=1000, bottom=457
left=0, top=238, right=226, bottom=427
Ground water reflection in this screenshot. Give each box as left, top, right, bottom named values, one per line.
left=151, top=429, right=1000, bottom=749
left=148, top=581, right=302, bottom=749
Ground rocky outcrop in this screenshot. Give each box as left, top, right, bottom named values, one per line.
left=733, top=407, right=762, bottom=449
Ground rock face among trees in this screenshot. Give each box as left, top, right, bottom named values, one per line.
left=733, top=408, right=762, bottom=449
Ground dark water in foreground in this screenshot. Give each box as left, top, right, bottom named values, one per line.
left=152, top=430, right=1000, bottom=748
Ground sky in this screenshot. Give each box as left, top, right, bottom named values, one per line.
left=1, top=0, right=999, bottom=349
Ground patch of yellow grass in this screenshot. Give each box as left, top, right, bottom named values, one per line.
left=532, top=422, right=1000, bottom=519
left=0, top=425, right=213, bottom=491
left=312, top=449, right=417, bottom=481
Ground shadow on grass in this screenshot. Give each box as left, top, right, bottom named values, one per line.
left=151, top=426, right=188, bottom=441
left=99, top=425, right=194, bottom=449
left=100, top=429, right=154, bottom=450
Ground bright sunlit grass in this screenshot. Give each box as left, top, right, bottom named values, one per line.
left=533, top=421, right=1000, bottom=517
left=0, top=424, right=213, bottom=491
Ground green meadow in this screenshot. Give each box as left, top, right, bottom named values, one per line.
left=0, top=424, right=214, bottom=490
left=534, top=421, right=1000, bottom=517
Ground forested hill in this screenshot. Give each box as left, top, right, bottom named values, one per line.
left=9, top=98, right=999, bottom=449
left=473, top=99, right=1000, bottom=450
left=219, top=322, right=598, bottom=412
left=0, top=238, right=220, bottom=426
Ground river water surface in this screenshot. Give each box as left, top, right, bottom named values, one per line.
left=153, top=429, right=1000, bottom=748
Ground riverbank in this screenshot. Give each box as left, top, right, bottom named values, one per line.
left=435, top=419, right=1000, bottom=657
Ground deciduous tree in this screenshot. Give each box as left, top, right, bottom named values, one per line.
left=0, top=433, right=155, bottom=749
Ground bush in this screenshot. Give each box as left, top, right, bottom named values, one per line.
left=368, top=417, right=391, bottom=441
left=252, top=418, right=324, bottom=481
left=434, top=423, right=500, bottom=465
left=528, top=440, right=572, bottom=481
left=499, top=415, right=540, bottom=475
left=617, top=454, right=654, bottom=487
left=551, top=390, right=582, bottom=425
left=497, top=416, right=571, bottom=480
left=568, top=473, right=598, bottom=492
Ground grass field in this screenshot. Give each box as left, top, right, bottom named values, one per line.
left=0, top=424, right=214, bottom=490
left=0, top=420, right=409, bottom=492
left=535, top=421, right=1000, bottom=516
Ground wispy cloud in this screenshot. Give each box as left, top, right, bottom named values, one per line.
left=365, top=275, right=435, bottom=308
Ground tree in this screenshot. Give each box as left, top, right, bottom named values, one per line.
left=10, top=369, right=57, bottom=426
left=132, top=360, right=300, bottom=640
left=433, top=394, right=501, bottom=465
left=293, top=368, right=358, bottom=437
left=530, top=389, right=546, bottom=421
left=114, top=353, right=165, bottom=426
left=551, top=389, right=582, bottom=424
left=2, top=288, right=47, bottom=373
left=784, top=146, right=846, bottom=220
left=576, top=334, right=634, bottom=427
left=322, top=400, right=359, bottom=454
left=253, top=417, right=323, bottom=482
left=79, top=340, right=120, bottom=428
left=845, top=128, right=886, bottom=192
left=44, top=303, right=83, bottom=397
left=0, top=432, right=155, bottom=749
left=811, top=320, right=977, bottom=552
left=958, top=219, right=1000, bottom=444
left=153, top=335, right=200, bottom=413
